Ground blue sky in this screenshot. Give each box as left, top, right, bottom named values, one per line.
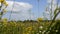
left=1, top=0, right=60, bottom=20
left=15, top=0, right=47, bottom=17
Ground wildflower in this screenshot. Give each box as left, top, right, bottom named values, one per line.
left=26, top=27, right=32, bottom=31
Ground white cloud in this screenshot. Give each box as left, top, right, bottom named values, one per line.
left=2, top=1, right=34, bottom=20
left=6, top=1, right=32, bottom=12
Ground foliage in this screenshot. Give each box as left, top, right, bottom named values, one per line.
left=0, top=20, right=51, bottom=34
left=44, top=7, right=60, bottom=34
left=0, top=0, right=8, bottom=20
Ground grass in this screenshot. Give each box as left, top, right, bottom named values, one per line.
left=0, top=21, right=50, bottom=34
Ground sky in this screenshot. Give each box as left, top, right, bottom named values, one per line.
left=1, top=0, right=60, bottom=21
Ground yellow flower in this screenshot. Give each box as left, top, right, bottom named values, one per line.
left=0, top=0, right=8, bottom=6
left=26, top=32, right=29, bottom=34
left=0, top=0, right=4, bottom=2
left=37, top=18, right=43, bottom=22
left=26, top=27, right=32, bottom=31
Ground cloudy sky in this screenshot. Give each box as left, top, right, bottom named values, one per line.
left=1, top=0, right=60, bottom=20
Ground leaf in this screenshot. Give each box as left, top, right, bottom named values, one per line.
left=54, top=8, right=58, bottom=15
left=0, top=6, right=2, bottom=8
left=3, top=9, right=7, bottom=13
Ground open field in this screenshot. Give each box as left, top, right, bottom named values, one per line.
left=0, top=20, right=51, bottom=34
left=0, top=19, right=60, bottom=34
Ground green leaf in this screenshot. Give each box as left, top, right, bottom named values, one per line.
left=54, top=8, right=58, bottom=15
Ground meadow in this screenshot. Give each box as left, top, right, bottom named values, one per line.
left=0, top=19, right=52, bottom=34
left=0, top=0, right=60, bottom=34
left=0, top=18, right=60, bottom=34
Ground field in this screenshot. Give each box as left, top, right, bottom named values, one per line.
left=0, top=0, right=60, bottom=34
left=0, top=20, right=51, bottom=34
